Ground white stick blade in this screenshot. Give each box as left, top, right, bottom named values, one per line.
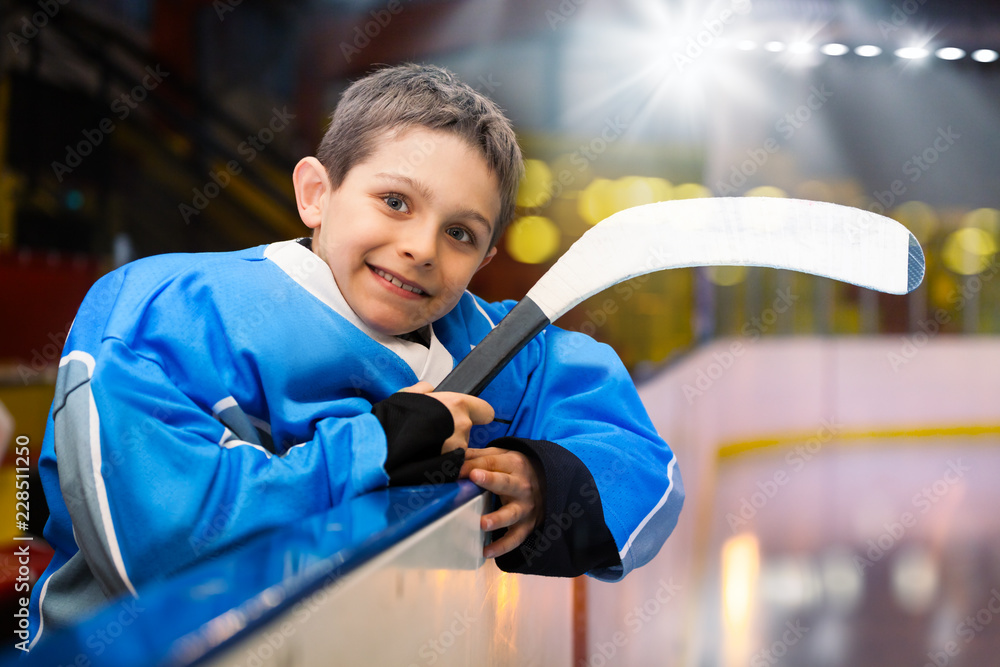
left=526, top=197, right=924, bottom=321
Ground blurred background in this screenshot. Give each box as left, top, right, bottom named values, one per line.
left=0, top=0, right=998, bottom=664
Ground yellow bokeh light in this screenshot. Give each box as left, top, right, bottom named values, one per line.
left=672, top=182, right=712, bottom=199
left=577, top=176, right=675, bottom=225
left=892, top=201, right=938, bottom=244
left=577, top=178, right=617, bottom=225
left=516, top=159, right=554, bottom=209
left=644, top=177, right=674, bottom=202
left=958, top=227, right=997, bottom=254
left=505, top=215, right=561, bottom=264
left=795, top=180, right=835, bottom=202
left=743, top=186, right=787, bottom=198
left=615, top=176, right=654, bottom=209
left=941, top=227, right=997, bottom=275
left=930, top=272, right=958, bottom=309
left=611, top=176, right=673, bottom=210
left=961, top=207, right=1000, bottom=237
left=707, top=265, right=748, bottom=286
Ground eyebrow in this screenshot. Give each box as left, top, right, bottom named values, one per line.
left=373, top=172, right=494, bottom=235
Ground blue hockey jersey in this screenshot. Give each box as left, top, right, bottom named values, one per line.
left=28, top=239, right=683, bottom=644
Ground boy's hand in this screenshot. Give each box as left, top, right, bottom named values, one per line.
left=399, top=382, right=494, bottom=453
left=460, top=447, right=544, bottom=559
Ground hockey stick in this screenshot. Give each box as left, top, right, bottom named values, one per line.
left=436, top=197, right=925, bottom=396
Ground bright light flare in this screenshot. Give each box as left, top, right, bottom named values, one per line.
left=722, top=533, right=760, bottom=666
left=935, top=47, right=966, bottom=61
left=789, top=42, right=814, bottom=54
left=820, top=43, right=849, bottom=56
left=972, top=49, right=999, bottom=63
left=895, top=46, right=929, bottom=59
left=855, top=45, right=882, bottom=57
left=763, top=41, right=786, bottom=52
left=722, top=533, right=760, bottom=627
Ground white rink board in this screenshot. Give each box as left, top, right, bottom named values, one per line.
left=205, top=494, right=572, bottom=667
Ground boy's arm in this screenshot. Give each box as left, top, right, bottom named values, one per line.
left=49, top=334, right=392, bottom=597
left=476, top=324, right=684, bottom=581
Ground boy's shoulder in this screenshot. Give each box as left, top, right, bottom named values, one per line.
left=79, top=244, right=273, bottom=323
left=120, top=244, right=270, bottom=279
left=94, top=244, right=273, bottom=298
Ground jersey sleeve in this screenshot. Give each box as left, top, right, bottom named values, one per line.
left=51, top=333, right=390, bottom=599
left=372, top=391, right=465, bottom=486
left=496, top=319, right=684, bottom=582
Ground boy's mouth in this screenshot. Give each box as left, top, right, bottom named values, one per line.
left=369, top=265, right=428, bottom=296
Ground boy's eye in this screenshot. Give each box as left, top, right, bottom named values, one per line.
left=383, top=195, right=409, bottom=213
left=447, top=227, right=475, bottom=245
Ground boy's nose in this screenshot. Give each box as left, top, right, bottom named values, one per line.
left=398, top=225, right=437, bottom=266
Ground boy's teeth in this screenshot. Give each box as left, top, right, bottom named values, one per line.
left=375, top=268, right=424, bottom=295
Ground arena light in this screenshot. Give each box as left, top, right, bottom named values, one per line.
left=516, top=159, right=554, bottom=209
left=855, top=45, right=882, bottom=57
left=735, top=40, right=757, bottom=51
left=895, top=46, right=929, bottom=60
left=820, top=43, right=849, bottom=56
left=788, top=42, right=814, bottom=54
left=763, top=41, right=786, bottom=52
left=972, top=49, right=999, bottom=63
left=942, top=227, right=997, bottom=275
left=505, top=216, right=561, bottom=264
left=935, top=47, right=966, bottom=61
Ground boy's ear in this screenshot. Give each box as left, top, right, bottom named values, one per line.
left=476, top=246, right=498, bottom=272
left=292, top=157, right=330, bottom=230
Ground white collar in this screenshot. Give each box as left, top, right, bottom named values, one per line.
left=263, top=240, right=455, bottom=385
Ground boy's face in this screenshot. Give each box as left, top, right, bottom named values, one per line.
left=298, top=127, right=500, bottom=337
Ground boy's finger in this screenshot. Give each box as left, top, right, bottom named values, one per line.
left=453, top=393, right=495, bottom=425
left=458, top=449, right=507, bottom=479
left=468, top=468, right=529, bottom=499
left=484, top=522, right=533, bottom=559
left=462, top=446, right=503, bottom=460
left=481, top=502, right=526, bottom=532
left=459, top=455, right=502, bottom=479
left=460, top=451, right=529, bottom=479
left=430, top=392, right=495, bottom=425
left=399, top=381, right=434, bottom=394
left=467, top=397, right=495, bottom=425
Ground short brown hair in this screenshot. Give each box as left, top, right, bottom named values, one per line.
left=315, top=63, right=523, bottom=247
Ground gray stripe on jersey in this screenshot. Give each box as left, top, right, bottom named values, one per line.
left=37, top=552, right=110, bottom=632
left=216, top=404, right=275, bottom=453
left=52, top=358, right=132, bottom=599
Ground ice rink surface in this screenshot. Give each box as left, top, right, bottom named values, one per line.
left=701, top=437, right=1000, bottom=667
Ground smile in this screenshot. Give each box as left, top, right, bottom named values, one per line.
left=370, top=266, right=427, bottom=295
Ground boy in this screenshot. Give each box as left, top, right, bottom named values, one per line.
left=28, top=64, right=683, bottom=643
